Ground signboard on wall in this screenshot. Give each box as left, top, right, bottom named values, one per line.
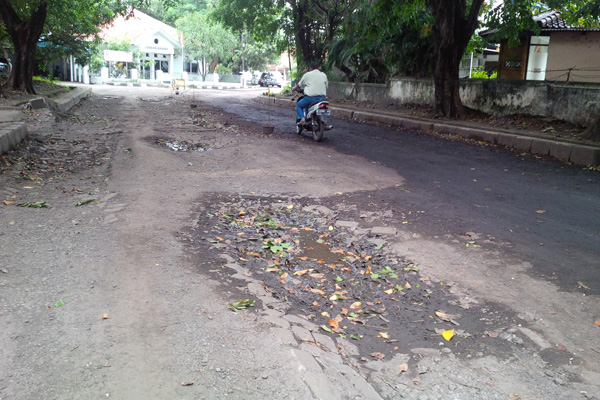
left=104, top=50, right=133, bottom=62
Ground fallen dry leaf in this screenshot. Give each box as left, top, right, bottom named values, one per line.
left=370, top=352, right=385, bottom=359
left=350, top=301, right=362, bottom=309
left=216, top=236, right=224, bottom=241
left=596, top=320, right=600, bottom=327
left=435, top=310, right=461, bottom=325
left=309, top=273, right=324, bottom=279
left=442, top=329, right=455, bottom=341
left=328, top=319, right=339, bottom=329
left=398, top=363, right=408, bottom=374
left=508, top=395, right=520, bottom=399
left=280, top=272, right=288, bottom=279
left=536, top=210, right=546, bottom=214
left=487, top=331, right=499, bottom=338
left=556, top=344, right=567, bottom=351
left=378, top=332, right=389, bottom=339
left=293, top=269, right=308, bottom=276
left=181, top=381, right=194, bottom=386
left=102, top=313, right=109, bottom=320
left=3, top=200, right=15, bottom=205
left=310, top=288, right=325, bottom=295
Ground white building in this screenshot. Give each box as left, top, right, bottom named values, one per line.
left=96, top=10, right=184, bottom=83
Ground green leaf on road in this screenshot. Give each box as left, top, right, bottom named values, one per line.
left=18, top=201, right=50, bottom=208
left=54, top=300, right=65, bottom=307
left=75, top=199, right=95, bottom=207
left=227, top=299, right=255, bottom=312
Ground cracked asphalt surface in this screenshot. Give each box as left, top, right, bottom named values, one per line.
left=1, top=85, right=599, bottom=399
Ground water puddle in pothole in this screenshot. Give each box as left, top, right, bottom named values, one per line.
left=298, top=230, right=343, bottom=264
left=156, top=139, right=212, bottom=152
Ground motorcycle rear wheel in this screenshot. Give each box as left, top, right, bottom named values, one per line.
left=312, top=118, right=324, bottom=142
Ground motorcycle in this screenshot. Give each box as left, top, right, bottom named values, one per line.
left=294, top=89, right=332, bottom=142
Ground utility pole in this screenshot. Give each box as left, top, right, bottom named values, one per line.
left=241, top=30, right=245, bottom=73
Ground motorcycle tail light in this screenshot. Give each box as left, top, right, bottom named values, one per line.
left=319, top=102, right=329, bottom=109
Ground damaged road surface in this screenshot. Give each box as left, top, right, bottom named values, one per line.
left=1, top=86, right=599, bottom=400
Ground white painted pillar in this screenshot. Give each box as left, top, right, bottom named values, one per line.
left=101, top=67, right=109, bottom=83
left=83, top=66, right=89, bottom=84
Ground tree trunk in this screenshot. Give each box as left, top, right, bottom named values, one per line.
left=340, top=65, right=353, bottom=82
left=431, top=41, right=464, bottom=118
left=581, top=117, right=600, bottom=142
left=0, top=0, right=48, bottom=94
left=428, top=0, right=484, bottom=119
left=294, top=0, right=313, bottom=68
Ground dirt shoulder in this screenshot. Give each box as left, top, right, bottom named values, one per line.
left=0, top=80, right=69, bottom=107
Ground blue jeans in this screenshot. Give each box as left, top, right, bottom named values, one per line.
left=297, top=96, right=326, bottom=120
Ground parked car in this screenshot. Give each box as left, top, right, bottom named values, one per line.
left=257, top=72, right=269, bottom=87
left=250, top=71, right=263, bottom=85
left=265, top=72, right=284, bottom=87
left=0, top=58, right=10, bottom=76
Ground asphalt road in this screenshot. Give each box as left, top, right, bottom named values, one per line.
left=2, top=86, right=598, bottom=399
left=207, top=89, right=600, bottom=295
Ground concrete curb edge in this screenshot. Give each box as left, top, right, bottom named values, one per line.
left=0, top=87, right=92, bottom=156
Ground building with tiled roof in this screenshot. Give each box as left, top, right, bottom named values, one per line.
left=481, top=10, right=600, bottom=82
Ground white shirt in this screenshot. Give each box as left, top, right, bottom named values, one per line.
left=299, top=69, right=328, bottom=97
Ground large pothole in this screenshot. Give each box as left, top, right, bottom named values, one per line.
left=187, top=194, right=522, bottom=361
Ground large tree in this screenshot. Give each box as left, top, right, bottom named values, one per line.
left=427, top=0, right=485, bottom=118
left=0, top=0, right=172, bottom=94
left=213, top=0, right=351, bottom=70
left=326, top=0, right=433, bottom=83
left=175, top=11, right=237, bottom=81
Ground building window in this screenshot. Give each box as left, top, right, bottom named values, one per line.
left=505, top=61, right=522, bottom=68
left=154, top=38, right=159, bottom=44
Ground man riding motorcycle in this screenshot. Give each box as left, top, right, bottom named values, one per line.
left=293, top=61, right=328, bottom=126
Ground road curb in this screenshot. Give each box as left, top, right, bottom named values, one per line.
left=258, top=95, right=600, bottom=166
left=0, top=123, right=27, bottom=156
left=45, top=86, right=92, bottom=114
left=0, top=87, right=91, bottom=156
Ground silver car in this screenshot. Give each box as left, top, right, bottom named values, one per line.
left=0, top=61, right=9, bottom=76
